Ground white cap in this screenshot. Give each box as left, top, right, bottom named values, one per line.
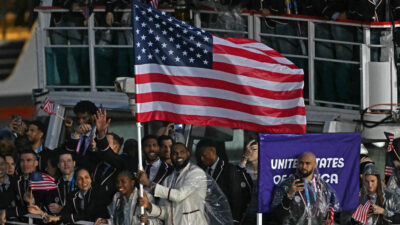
left=360, top=143, right=368, bottom=155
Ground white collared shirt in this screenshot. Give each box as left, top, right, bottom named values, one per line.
left=64, top=176, right=73, bottom=183
left=0, top=176, right=10, bottom=191
left=78, top=190, right=89, bottom=209
left=146, top=158, right=161, bottom=182
left=33, top=144, right=43, bottom=154
left=78, top=190, right=89, bottom=199
left=207, top=157, right=219, bottom=177
left=120, top=191, right=137, bottom=225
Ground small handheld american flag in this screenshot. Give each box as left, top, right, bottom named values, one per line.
left=328, top=204, right=335, bottom=225
left=41, top=97, right=55, bottom=115
left=384, top=166, right=394, bottom=176
left=351, top=200, right=372, bottom=225
left=384, top=132, right=394, bottom=152
left=40, top=97, right=65, bottom=120
left=29, top=172, right=58, bottom=191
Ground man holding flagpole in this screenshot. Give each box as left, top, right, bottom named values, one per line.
left=130, top=0, right=307, bottom=223
left=271, top=152, right=339, bottom=225
left=137, top=143, right=209, bottom=225
left=137, top=143, right=233, bottom=225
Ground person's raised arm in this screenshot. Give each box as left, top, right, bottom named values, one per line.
left=94, top=109, right=111, bottom=139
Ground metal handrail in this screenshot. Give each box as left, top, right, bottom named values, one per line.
left=35, top=7, right=399, bottom=109
left=260, top=33, right=308, bottom=40
left=258, top=13, right=400, bottom=28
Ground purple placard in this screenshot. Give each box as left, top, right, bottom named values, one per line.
left=258, top=133, right=361, bottom=212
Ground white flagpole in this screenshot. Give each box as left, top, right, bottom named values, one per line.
left=257, top=213, right=263, bottom=225
left=137, top=122, right=145, bottom=225
left=132, top=1, right=144, bottom=219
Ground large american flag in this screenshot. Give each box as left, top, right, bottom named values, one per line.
left=29, top=172, right=58, bottom=191
left=132, top=1, right=306, bottom=133
left=150, top=0, right=158, bottom=9
left=351, top=200, right=372, bottom=225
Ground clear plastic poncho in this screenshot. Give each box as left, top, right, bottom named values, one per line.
left=386, top=166, right=400, bottom=196
left=271, top=168, right=340, bottom=225
left=358, top=164, right=400, bottom=225
left=107, top=189, right=162, bottom=225
left=152, top=162, right=233, bottom=225
left=204, top=172, right=234, bottom=225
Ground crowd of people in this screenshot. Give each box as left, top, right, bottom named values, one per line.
left=2, top=0, right=400, bottom=224
left=1, top=101, right=400, bottom=225
left=0, top=100, right=256, bottom=225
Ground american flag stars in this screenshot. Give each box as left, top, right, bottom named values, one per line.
left=133, top=4, right=212, bottom=68
left=133, top=0, right=306, bottom=134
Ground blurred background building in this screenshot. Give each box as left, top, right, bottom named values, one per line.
left=0, top=0, right=38, bottom=126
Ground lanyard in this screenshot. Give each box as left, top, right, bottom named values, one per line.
left=298, top=179, right=313, bottom=223
left=63, top=176, right=75, bottom=206
left=69, top=176, right=75, bottom=192
left=76, top=135, right=84, bottom=153
left=83, top=126, right=96, bottom=156
left=76, top=125, right=96, bottom=155
left=37, top=145, right=42, bottom=153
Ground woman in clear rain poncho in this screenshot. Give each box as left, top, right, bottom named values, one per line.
left=94, top=170, right=161, bottom=225
left=354, top=164, right=400, bottom=225
left=271, top=152, right=340, bottom=225
left=138, top=143, right=233, bottom=225
left=385, top=160, right=400, bottom=224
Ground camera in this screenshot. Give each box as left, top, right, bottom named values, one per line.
left=175, top=124, right=184, bottom=130
left=11, top=114, right=22, bottom=125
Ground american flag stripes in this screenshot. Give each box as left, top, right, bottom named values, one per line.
left=385, top=166, right=394, bottom=176
left=385, top=132, right=394, bottom=152
left=41, top=97, right=55, bottom=115
left=29, top=172, right=58, bottom=191
left=150, top=0, right=158, bottom=9
left=132, top=1, right=306, bottom=133
left=328, top=204, right=335, bottom=225
left=351, top=200, right=372, bottom=225
left=385, top=132, right=397, bottom=177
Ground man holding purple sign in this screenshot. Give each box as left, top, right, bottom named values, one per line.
left=258, top=133, right=361, bottom=225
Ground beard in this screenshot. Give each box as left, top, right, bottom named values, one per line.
left=174, top=158, right=190, bottom=171
left=300, top=170, right=313, bottom=178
